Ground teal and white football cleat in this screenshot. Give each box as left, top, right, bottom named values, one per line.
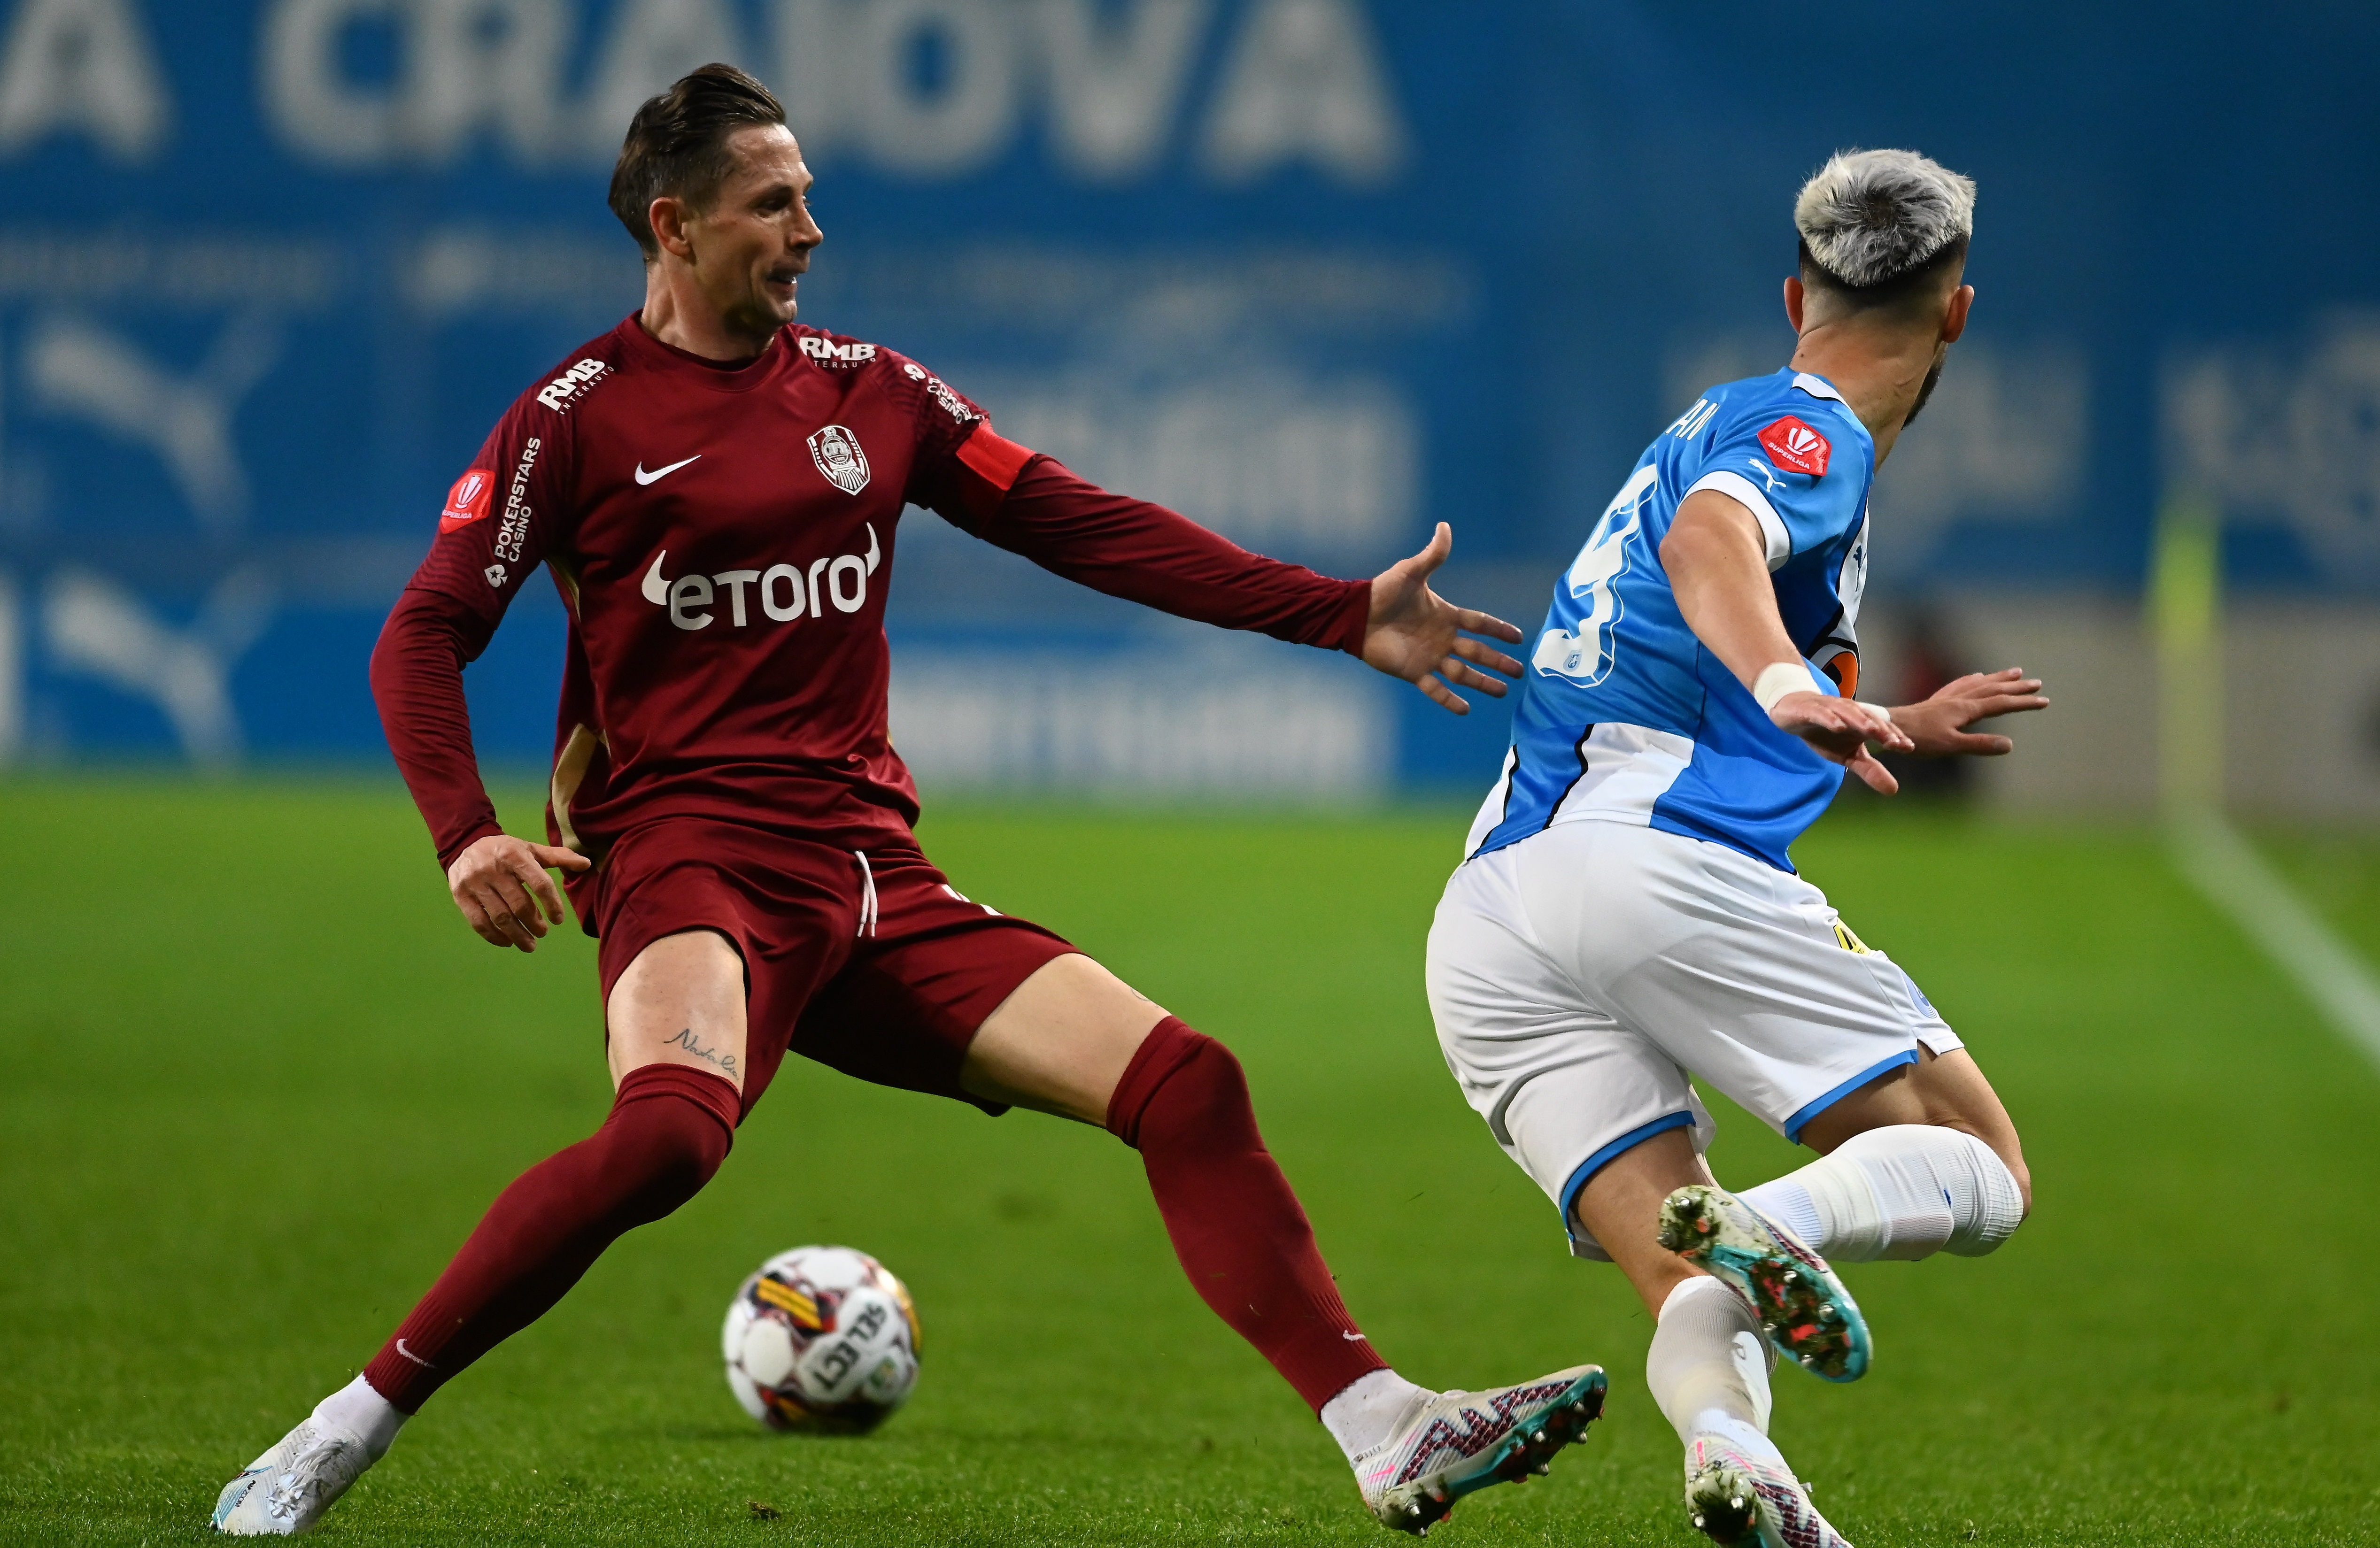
left=1658, top=1184, right=1870, bottom=1382
left=212, top=1416, right=377, bottom=1536
left=1352, top=1365, right=1606, bottom=1535
left=1683, top=1430, right=1853, bottom=1548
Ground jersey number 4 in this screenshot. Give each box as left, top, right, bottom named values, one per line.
left=1532, top=463, right=1658, bottom=686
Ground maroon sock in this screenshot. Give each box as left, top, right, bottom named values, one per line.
left=362, top=1064, right=740, bottom=1413
left=1106, top=1016, right=1389, bottom=1411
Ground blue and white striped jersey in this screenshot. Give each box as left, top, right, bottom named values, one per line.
left=1466, top=369, right=1875, bottom=872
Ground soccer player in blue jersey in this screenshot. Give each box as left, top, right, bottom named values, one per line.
left=1427, top=150, right=2048, bottom=1548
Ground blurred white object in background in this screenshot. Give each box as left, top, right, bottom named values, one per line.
left=26, top=315, right=278, bottom=538
left=0, top=0, right=173, bottom=164
left=41, top=565, right=274, bottom=769
left=2166, top=316, right=2380, bottom=584
left=889, top=641, right=1388, bottom=798
left=257, top=0, right=1406, bottom=188
left=0, top=566, right=19, bottom=767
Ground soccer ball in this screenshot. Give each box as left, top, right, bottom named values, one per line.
left=721, top=1245, right=921, bottom=1432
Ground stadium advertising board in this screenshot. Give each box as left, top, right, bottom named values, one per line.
left=0, top=0, right=2373, bottom=792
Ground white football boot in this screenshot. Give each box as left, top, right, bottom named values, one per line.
left=1352, top=1364, right=1605, bottom=1535
left=1659, top=1184, right=1871, bottom=1382
left=212, top=1415, right=379, bottom=1535
left=1683, top=1429, right=1853, bottom=1548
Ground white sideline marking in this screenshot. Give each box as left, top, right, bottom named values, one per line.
left=2168, top=814, right=2380, bottom=1071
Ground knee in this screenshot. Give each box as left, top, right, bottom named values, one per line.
left=604, top=1067, right=739, bottom=1216
left=635, top=1102, right=733, bottom=1199
left=1940, top=1119, right=2030, bottom=1221
left=1996, top=1142, right=2033, bottom=1219
left=1941, top=1124, right=2028, bottom=1256
left=1105, top=1020, right=1252, bottom=1151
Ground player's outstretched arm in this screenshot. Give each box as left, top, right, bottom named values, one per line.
left=1660, top=489, right=1913, bottom=792
left=943, top=448, right=1520, bottom=707
left=1361, top=522, right=1525, bottom=716
left=447, top=833, right=591, bottom=953
left=1888, top=668, right=2048, bottom=756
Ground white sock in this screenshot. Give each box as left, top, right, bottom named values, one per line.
left=314, top=1375, right=406, bottom=1463
left=1645, top=1276, right=1779, bottom=1459
left=1320, top=1368, right=1432, bottom=1463
left=1739, top=1124, right=2024, bottom=1262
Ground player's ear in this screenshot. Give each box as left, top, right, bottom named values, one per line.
left=1783, top=276, right=1806, bottom=334
left=1940, top=283, right=1974, bottom=344
left=649, top=195, right=695, bottom=262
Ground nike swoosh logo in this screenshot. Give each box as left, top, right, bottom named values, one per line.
left=634, top=454, right=700, bottom=485
left=394, top=1339, right=435, bottom=1369
left=1343, top=1331, right=1368, bottom=1341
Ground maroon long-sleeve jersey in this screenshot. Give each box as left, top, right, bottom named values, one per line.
left=371, top=315, right=1373, bottom=886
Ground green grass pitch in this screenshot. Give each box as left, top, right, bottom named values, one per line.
left=3, top=780, right=2378, bottom=1545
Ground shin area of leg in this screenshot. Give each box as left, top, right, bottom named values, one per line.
left=1740, top=1122, right=2025, bottom=1262
left=362, top=1064, right=739, bottom=1412
left=1105, top=1015, right=1389, bottom=1412
left=1646, top=1277, right=1775, bottom=1443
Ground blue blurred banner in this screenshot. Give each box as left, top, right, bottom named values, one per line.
left=0, top=0, right=2374, bottom=786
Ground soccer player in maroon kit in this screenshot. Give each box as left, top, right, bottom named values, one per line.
left=213, top=66, right=1606, bottom=1538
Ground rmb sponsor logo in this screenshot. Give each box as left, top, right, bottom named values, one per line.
left=1757, top=416, right=1831, bottom=476
left=536, top=357, right=611, bottom=412
left=641, top=523, right=883, bottom=632
left=901, top=362, right=980, bottom=425
left=808, top=425, right=871, bottom=495
left=440, top=467, right=494, bottom=532
left=799, top=336, right=877, bottom=367
left=496, top=437, right=540, bottom=562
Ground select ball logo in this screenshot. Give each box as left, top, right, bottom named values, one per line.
left=722, top=1244, right=920, bottom=1433
left=439, top=468, right=495, bottom=532
left=1757, top=416, right=1832, bottom=477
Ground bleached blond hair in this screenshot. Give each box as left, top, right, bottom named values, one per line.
left=1793, top=149, right=1975, bottom=290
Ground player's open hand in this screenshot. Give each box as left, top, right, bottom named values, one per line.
left=1362, top=522, right=1525, bottom=716
left=1889, top=668, right=2049, bottom=757
left=448, top=833, right=592, bottom=952
left=1770, top=693, right=1912, bottom=794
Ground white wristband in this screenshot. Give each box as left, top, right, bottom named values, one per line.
left=1750, top=662, right=1815, bottom=714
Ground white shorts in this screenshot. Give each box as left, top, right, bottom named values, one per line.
left=1425, top=819, right=1960, bottom=1260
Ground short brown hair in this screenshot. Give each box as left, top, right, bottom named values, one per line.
left=607, top=64, right=787, bottom=262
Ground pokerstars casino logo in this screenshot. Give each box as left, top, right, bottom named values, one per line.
left=901, top=362, right=980, bottom=426
left=440, top=467, right=494, bottom=532
left=1757, top=416, right=1831, bottom=476
left=808, top=425, right=870, bottom=495
left=495, top=437, right=541, bottom=562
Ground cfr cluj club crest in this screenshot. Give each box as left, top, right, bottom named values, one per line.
left=808, top=425, right=870, bottom=495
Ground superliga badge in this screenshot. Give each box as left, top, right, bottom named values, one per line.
left=808, top=425, right=871, bottom=495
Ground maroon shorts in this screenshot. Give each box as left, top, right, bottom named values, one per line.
left=590, top=818, right=1077, bottom=1121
